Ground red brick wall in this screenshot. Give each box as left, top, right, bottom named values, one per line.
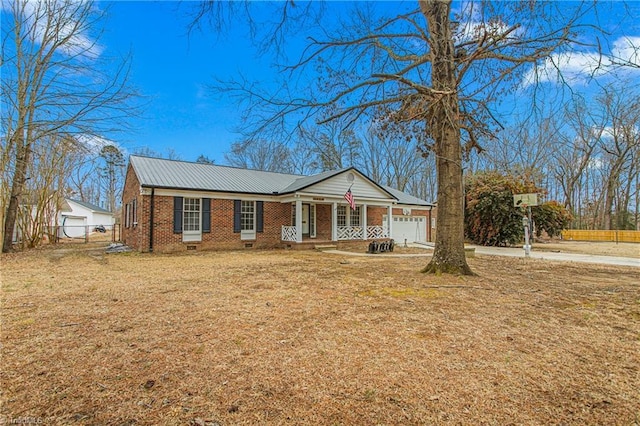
left=148, top=198, right=292, bottom=253
left=261, top=201, right=291, bottom=246
left=315, top=204, right=332, bottom=240
left=367, top=207, right=385, bottom=226
left=121, top=165, right=146, bottom=251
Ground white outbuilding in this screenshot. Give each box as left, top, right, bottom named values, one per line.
left=58, top=199, right=115, bottom=238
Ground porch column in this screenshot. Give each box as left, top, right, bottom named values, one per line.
left=387, top=205, right=393, bottom=239
left=295, top=199, right=303, bottom=243
left=362, top=204, right=367, bottom=240
left=331, top=202, right=338, bottom=241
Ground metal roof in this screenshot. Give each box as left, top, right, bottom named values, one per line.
left=67, top=198, right=113, bottom=214
left=382, top=186, right=435, bottom=207
left=130, top=156, right=302, bottom=194
left=129, top=155, right=433, bottom=205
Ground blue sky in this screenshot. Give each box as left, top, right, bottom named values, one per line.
left=100, top=1, right=266, bottom=163
left=95, top=1, right=640, bottom=164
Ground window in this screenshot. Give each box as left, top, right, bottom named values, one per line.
left=183, top=198, right=201, bottom=232
left=132, top=198, right=137, bottom=226
left=337, top=205, right=347, bottom=227
left=125, top=203, right=130, bottom=228
left=239, top=201, right=256, bottom=240
left=309, top=204, right=316, bottom=238
left=241, top=201, right=255, bottom=231
left=174, top=197, right=210, bottom=238
left=180, top=198, right=202, bottom=242
left=291, top=204, right=296, bottom=226
left=350, top=206, right=361, bottom=226
left=233, top=200, right=263, bottom=236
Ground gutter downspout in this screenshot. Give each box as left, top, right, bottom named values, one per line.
left=428, top=207, right=432, bottom=243
left=149, top=188, right=155, bottom=252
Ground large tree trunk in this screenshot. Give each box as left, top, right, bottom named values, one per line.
left=420, top=0, right=473, bottom=275
left=3, top=140, right=30, bottom=253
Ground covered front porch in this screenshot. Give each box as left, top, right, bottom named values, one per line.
left=280, top=198, right=394, bottom=244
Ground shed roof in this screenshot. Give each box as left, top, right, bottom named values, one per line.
left=67, top=198, right=113, bottom=214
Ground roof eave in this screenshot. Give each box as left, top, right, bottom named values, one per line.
left=140, top=184, right=280, bottom=197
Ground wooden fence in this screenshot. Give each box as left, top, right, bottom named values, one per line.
left=561, top=229, right=640, bottom=243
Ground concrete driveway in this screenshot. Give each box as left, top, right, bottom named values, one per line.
left=327, top=243, right=640, bottom=268
left=471, top=245, right=639, bottom=267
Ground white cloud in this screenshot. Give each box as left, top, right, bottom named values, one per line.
left=611, top=36, right=640, bottom=67
left=522, top=36, right=640, bottom=87
left=76, top=134, right=126, bottom=156
left=2, top=0, right=103, bottom=59
left=587, top=156, right=603, bottom=170
left=453, top=1, right=523, bottom=46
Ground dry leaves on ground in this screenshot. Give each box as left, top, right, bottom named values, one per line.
left=1, top=247, right=639, bottom=425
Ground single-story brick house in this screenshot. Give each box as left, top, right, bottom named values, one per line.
left=121, top=155, right=436, bottom=252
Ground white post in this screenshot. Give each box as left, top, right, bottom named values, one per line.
left=523, top=214, right=531, bottom=257
left=331, top=202, right=338, bottom=241
left=362, top=204, right=367, bottom=240
left=295, top=199, right=303, bottom=243
left=387, top=205, right=393, bottom=239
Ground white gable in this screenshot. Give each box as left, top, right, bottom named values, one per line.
left=300, top=170, right=394, bottom=201
left=63, top=200, right=115, bottom=226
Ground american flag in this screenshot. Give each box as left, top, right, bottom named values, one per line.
left=344, top=188, right=356, bottom=211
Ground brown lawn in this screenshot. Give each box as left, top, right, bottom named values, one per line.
left=532, top=240, right=640, bottom=258
left=1, top=246, right=639, bottom=425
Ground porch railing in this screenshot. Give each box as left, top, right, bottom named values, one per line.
left=281, top=226, right=297, bottom=242
left=337, top=226, right=363, bottom=240
left=283, top=225, right=389, bottom=242
left=367, top=225, right=388, bottom=239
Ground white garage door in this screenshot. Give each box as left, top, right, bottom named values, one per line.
left=385, top=216, right=427, bottom=243
left=60, top=216, right=86, bottom=238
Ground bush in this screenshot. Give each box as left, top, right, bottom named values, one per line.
left=465, top=172, right=571, bottom=246
left=532, top=201, right=573, bottom=238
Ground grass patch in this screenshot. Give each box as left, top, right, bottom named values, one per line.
left=357, top=286, right=442, bottom=299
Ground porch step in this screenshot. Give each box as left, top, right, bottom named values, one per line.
left=314, top=244, right=338, bottom=251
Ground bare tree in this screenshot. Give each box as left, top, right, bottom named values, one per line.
left=298, top=119, right=363, bottom=172
left=13, top=134, right=80, bottom=248
left=361, top=117, right=430, bottom=193
left=99, top=145, right=125, bottom=213
left=549, top=96, right=602, bottom=227
left=197, top=1, right=593, bottom=274
left=195, top=154, right=215, bottom=164
left=1, top=0, right=138, bottom=252
left=67, top=150, right=101, bottom=204
left=549, top=82, right=640, bottom=230
left=596, top=85, right=640, bottom=230
left=287, top=137, right=320, bottom=176
left=225, top=139, right=292, bottom=173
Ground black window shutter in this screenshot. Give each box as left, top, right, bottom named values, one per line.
left=233, top=200, right=241, bottom=233
left=173, top=197, right=183, bottom=234
left=256, top=201, right=264, bottom=233
left=202, top=198, right=211, bottom=233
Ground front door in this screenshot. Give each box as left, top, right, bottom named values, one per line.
left=302, top=204, right=310, bottom=235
